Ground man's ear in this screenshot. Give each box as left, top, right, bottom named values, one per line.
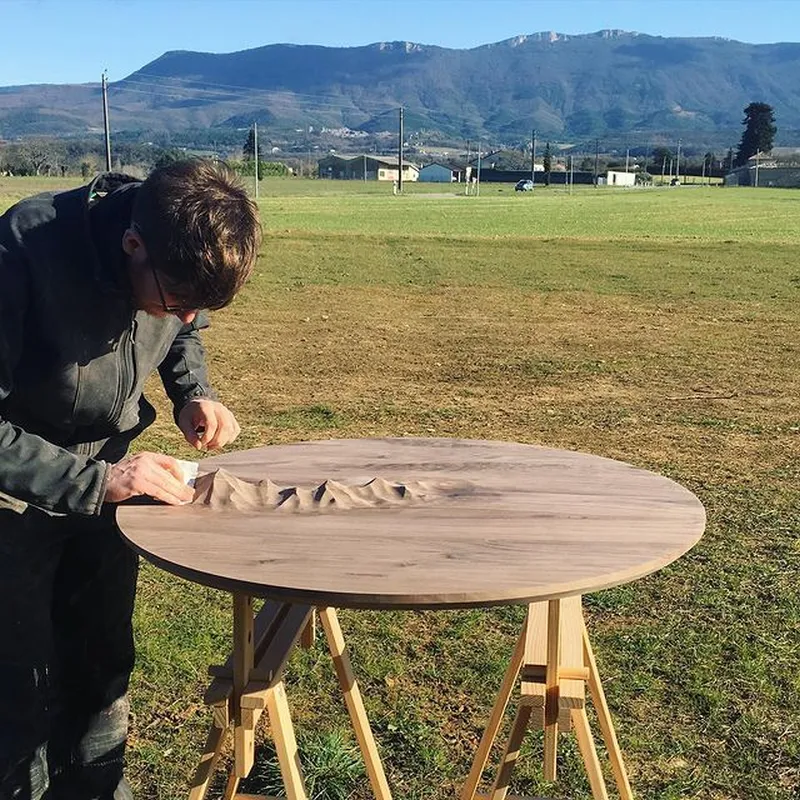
left=122, top=227, right=144, bottom=257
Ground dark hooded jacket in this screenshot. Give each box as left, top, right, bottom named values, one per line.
left=0, top=174, right=217, bottom=517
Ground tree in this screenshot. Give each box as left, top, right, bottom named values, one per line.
left=153, top=149, right=184, bottom=170
left=735, top=102, right=776, bottom=167
left=2, top=139, right=63, bottom=176
left=543, top=142, right=552, bottom=186
left=230, top=159, right=289, bottom=180
left=242, top=127, right=264, bottom=161
left=652, top=146, right=672, bottom=171
left=486, top=149, right=528, bottom=170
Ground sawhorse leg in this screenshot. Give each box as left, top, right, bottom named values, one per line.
left=319, top=607, right=392, bottom=800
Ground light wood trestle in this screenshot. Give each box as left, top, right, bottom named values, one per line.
left=188, top=597, right=391, bottom=800
left=187, top=596, right=633, bottom=800
left=460, top=597, right=633, bottom=800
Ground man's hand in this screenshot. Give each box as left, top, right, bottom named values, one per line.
left=178, top=399, right=241, bottom=451
left=104, top=452, right=194, bottom=505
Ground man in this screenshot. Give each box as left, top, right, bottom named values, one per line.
left=0, top=159, right=261, bottom=798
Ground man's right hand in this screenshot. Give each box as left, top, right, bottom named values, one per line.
left=104, top=452, right=194, bottom=505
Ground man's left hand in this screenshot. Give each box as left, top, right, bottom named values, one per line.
left=178, top=399, right=241, bottom=450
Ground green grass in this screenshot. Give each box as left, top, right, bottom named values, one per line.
left=256, top=180, right=800, bottom=243
left=2, top=176, right=799, bottom=799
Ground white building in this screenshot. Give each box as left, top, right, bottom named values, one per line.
left=604, top=170, right=636, bottom=186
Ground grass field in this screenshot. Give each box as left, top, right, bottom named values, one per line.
left=1, top=176, right=799, bottom=799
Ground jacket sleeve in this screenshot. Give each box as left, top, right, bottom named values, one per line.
left=158, top=312, right=219, bottom=422
left=0, top=242, right=109, bottom=516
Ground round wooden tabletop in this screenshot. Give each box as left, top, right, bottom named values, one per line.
left=117, top=438, right=706, bottom=609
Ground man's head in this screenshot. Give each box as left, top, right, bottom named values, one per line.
left=122, top=159, right=260, bottom=322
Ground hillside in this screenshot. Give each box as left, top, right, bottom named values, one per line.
left=2, top=31, right=800, bottom=145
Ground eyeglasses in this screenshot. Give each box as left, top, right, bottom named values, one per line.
left=148, top=260, right=196, bottom=315
left=132, top=223, right=197, bottom=314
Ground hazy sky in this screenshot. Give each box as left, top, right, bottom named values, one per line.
left=2, top=0, right=800, bottom=86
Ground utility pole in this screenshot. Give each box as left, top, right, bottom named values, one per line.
left=465, top=139, right=471, bottom=195
left=363, top=154, right=367, bottom=181
left=569, top=154, right=574, bottom=195
left=625, top=147, right=630, bottom=172
left=530, top=128, right=536, bottom=183
left=594, top=138, right=600, bottom=186
left=253, top=122, right=259, bottom=199
left=476, top=142, right=482, bottom=196
left=755, top=150, right=760, bottom=187
left=101, top=70, right=112, bottom=171
left=675, top=138, right=682, bottom=184
left=397, top=106, right=404, bottom=194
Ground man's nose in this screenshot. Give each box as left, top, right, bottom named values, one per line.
left=177, top=310, right=197, bottom=325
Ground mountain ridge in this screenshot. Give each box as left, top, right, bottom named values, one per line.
left=1, top=31, right=799, bottom=146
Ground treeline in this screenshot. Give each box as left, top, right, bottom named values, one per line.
left=0, top=137, right=177, bottom=177
left=0, top=132, right=734, bottom=181
left=0, top=136, right=295, bottom=179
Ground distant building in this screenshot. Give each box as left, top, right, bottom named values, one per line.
left=418, top=162, right=459, bottom=182
left=601, top=170, right=636, bottom=187
left=762, top=147, right=800, bottom=164
left=318, top=154, right=419, bottom=181
left=724, top=150, right=800, bottom=187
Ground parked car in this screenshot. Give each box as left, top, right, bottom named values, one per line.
left=515, top=179, right=534, bottom=192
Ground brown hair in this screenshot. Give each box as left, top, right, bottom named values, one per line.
left=132, top=159, right=260, bottom=310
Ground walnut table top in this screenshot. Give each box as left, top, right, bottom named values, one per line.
left=117, top=438, right=705, bottom=609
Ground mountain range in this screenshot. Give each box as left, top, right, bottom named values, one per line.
left=2, top=30, right=799, bottom=147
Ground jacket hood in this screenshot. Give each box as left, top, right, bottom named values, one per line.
left=84, top=172, right=141, bottom=293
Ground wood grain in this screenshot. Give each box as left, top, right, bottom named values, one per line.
left=117, top=438, right=706, bottom=609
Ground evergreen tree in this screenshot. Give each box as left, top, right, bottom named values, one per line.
left=242, top=127, right=264, bottom=161
left=735, top=102, right=776, bottom=166
left=543, top=142, right=552, bottom=186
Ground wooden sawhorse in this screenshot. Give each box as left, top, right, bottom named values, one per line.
left=461, top=597, right=634, bottom=800
left=187, top=597, right=392, bottom=800
left=188, top=595, right=633, bottom=800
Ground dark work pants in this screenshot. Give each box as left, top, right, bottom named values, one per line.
left=0, top=503, right=137, bottom=800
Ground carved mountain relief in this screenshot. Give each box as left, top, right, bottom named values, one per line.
left=191, top=468, right=473, bottom=513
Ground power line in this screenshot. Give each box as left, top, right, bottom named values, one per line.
left=110, top=82, right=427, bottom=123
left=108, top=81, right=467, bottom=137
left=112, top=73, right=528, bottom=133
left=111, top=83, right=397, bottom=115
left=115, top=74, right=401, bottom=113
left=107, top=72, right=685, bottom=159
